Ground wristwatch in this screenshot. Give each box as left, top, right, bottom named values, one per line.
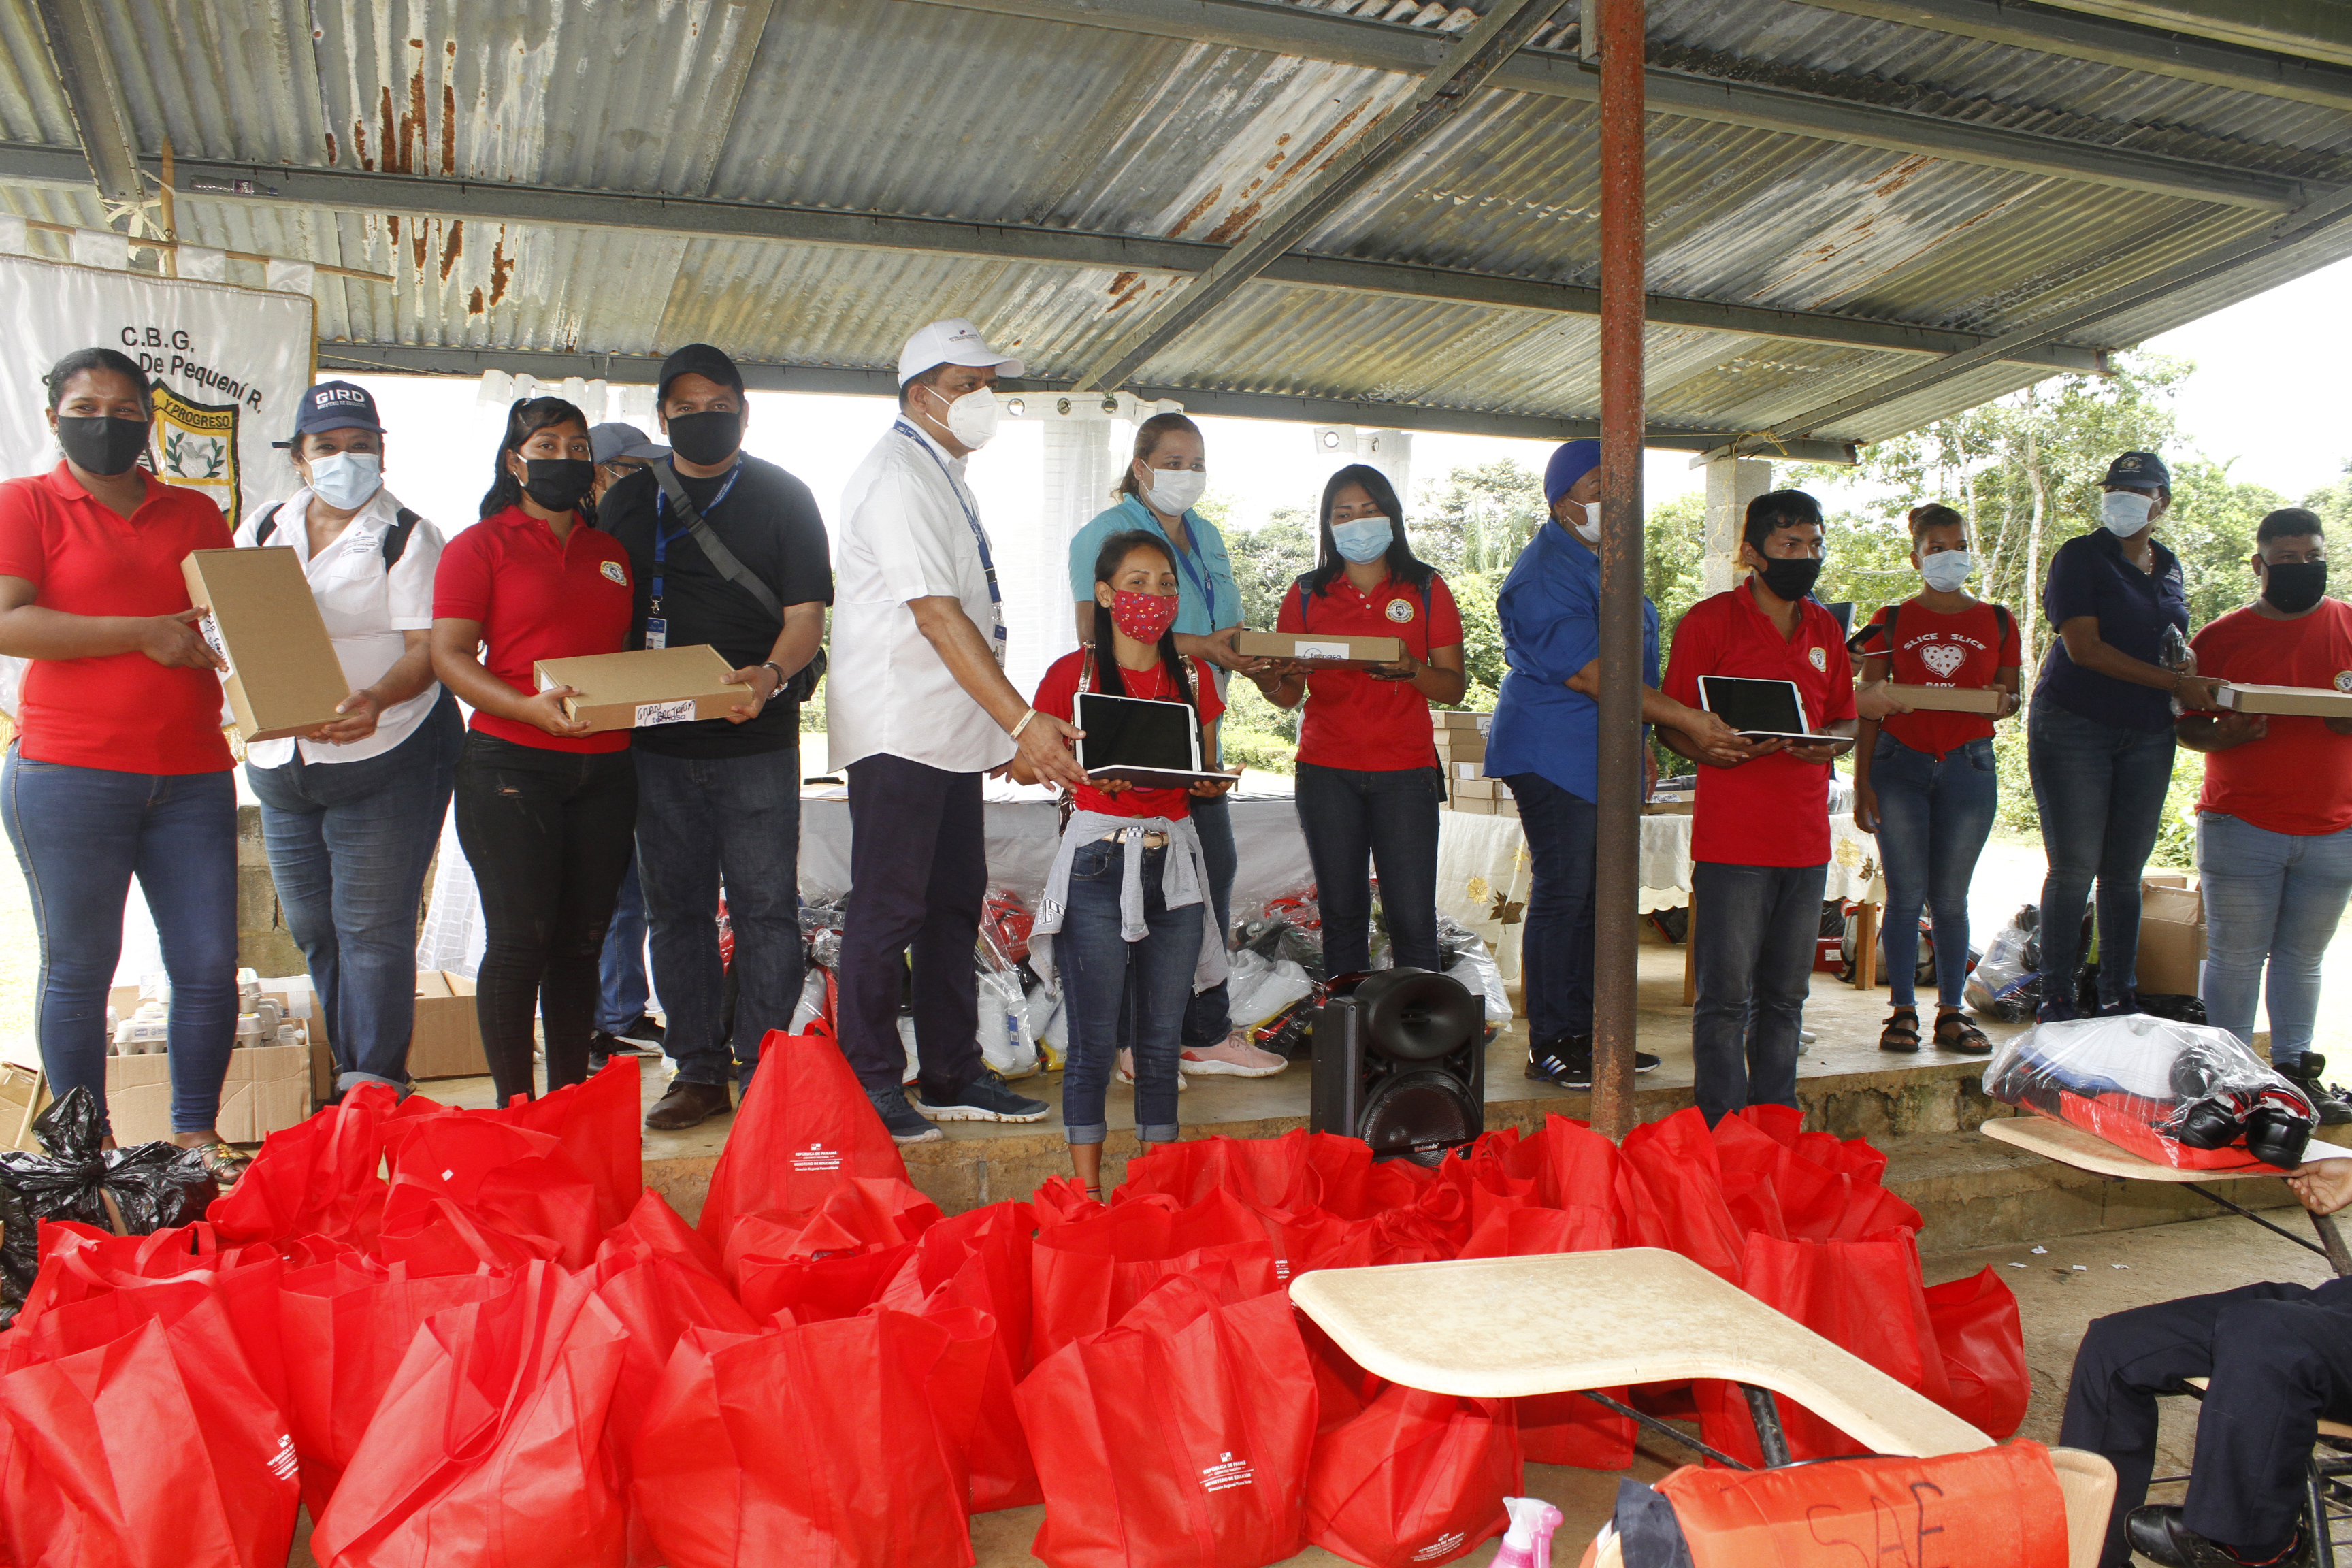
left=759, top=660, right=786, bottom=698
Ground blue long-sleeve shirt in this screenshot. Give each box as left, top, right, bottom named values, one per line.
left=1483, top=521, right=1661, bottom=803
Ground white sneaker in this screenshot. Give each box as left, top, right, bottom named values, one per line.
left=1117, top=1049, right=1187, bottom=1091
left=1179, top=1031, right=1288, bottom=1078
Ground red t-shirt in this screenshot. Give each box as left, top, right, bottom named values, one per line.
left=1276, top=572, right=1464, bottom=772
left=1662, top=584, right=1859, bottom=868
left=0, top=464, right=235, bottom=774
left=433, top=506, right=635, bottom=754
left=2191, top=598, right=2352, bottom=836
left=1860, top=597, right=2019, bottom=759
left=1034, top=649, right=1224, bottom=820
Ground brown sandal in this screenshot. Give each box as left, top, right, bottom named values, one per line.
left=1879, top=1008, right=1921, bottom=1054
left=1934, top=1011, right=1993, bottom=1055
left=186, top=1140, right=253, bottom=1187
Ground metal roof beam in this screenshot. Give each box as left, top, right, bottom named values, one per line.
left=1066, top=0, right=1573, bottom=391
left=30, top=0, right=142, bottom=204
left=1792, top=0, right=2352, bottom=110
left=0, top=140, right=2104, bottom=373
left=2039, top=1, right=2352, bottom=69
left=314, top=340, right=1857, bottom=462
left=908, top=0, right=2313, bottom=209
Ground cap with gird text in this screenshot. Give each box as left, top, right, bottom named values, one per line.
left=588, top=422, right=669, bottom=466
left=275, top=380, right=383, bottom=447
left=2102, top=451, right=2170, bottom=489
left=1544, top=439, right=1602, bottom=505
left=896, top=318, right=1024, bottom=388
left=655, top=342, right=746, bottom=406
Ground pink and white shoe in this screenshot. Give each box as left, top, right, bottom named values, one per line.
left=1179, top=1031, right=1289, bottom=1077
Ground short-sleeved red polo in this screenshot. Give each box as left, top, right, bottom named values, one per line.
left=433, top=505, right=634, bottom=753
left=1277, top=572, right=1464, bottom=772
left=1662, top=583, right=1858, bottom=867
left=0, top=463, right=235, bottom=774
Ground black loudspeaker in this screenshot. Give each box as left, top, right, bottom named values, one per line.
left=1309, top=967, right=1486, bottom=1165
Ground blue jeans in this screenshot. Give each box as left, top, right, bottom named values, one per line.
left=596, top=853, right=651, bottom=1034
left=1181, top=790, right=1235, bottom=1045
left=1058, top=838, right=1200, bottom=1145
left=1690, top=859, right=1825, bottom=1126
left=1867, top=733, right=1998, bottom=1008
left=2195, top=812, right=2352, bottom=1064
left=1506, top=772, right=1596, bottom=1044
left=246, top=691, right=459, bottom=1092
left=634, top=747, right=804, bottom=1091
left=1292, top=762, right=1445, bottom=978
left=1, top=751, right=238, bottom=1133
left=2029, top=700, right=2176, bottom=1017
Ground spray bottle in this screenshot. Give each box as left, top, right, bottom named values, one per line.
left=1492, top=1496, right=1564, bottom=1568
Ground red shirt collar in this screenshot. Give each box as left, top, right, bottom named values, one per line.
left=39, top=461, right=167, bottom=507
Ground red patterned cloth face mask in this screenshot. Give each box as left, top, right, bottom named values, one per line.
left=1110, top=590, right=1179, bottom=644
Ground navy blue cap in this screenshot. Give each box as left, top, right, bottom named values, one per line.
left=2102, top=451, right=2170, bottom=489
left=276, top=380, right=382, bottom=447
left=1544, top=439, right=1602, bottom=504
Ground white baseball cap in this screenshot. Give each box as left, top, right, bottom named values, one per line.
left=896, top=317, right=1025, bottom=387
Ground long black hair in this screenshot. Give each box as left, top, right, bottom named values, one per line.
left=1303, top=462, right=1434, bottom=599
left=477, top=395, right=591, bottom=520
left=1089, top=529, right=1196, bottom=713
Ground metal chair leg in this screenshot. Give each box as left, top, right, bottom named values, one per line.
left=1740, top=1383, right=1792, bottom=1469
left=2311, top=1455, right=2338, bottom=1568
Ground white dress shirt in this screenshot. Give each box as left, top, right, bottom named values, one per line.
left=234, top=485, right=446, bottom=768
left=828, top=421, right=1017, bottom=775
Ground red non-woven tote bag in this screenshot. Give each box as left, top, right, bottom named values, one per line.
left=1017, top=1275, right=1318, bottom=1568
left=463, top=1059, right=644, bottom=1231
left=1117, top=1131, right=1322, bottom=1215
left=0, top=1310, right=300, bottom=1568
left=1618, top=1111, right=1747, bottom=1286
left=595, top=1191, right=730, bottom=1286
left=310, top=1262, right=630, bottom=1568
left=377, top=1117, right=603, bottom=1271
left=1030, top=1188, right=1281, bottom=1362
left=1304, top=1384, right=1520, bottom=1568
left=1923, top=1268, right=2030, bottom=1439
left=206, top=1083, right=401, bottom=1247
left=698, top=1025, right=911, bottom=1245
left=631, top=1311, right=976, bottom=1568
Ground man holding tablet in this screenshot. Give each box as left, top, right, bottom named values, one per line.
left=1661, top=489, right=1859, bottom=1124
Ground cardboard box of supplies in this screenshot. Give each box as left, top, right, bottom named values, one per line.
left=1452, top=776, right=1508, bottom=800
left=2215, top=682, right=2352, bottom=717
left=410, top=970, right=485, bottom=1079
left=1233, top=630, right=1405, bottom=669
left=2138, top=875, right=2207, bottom=996
left=535, top=644, right=740, bottom=732
left=103, top=1044, right=311, bottom=1146
left=182, top=547, right=351, bottom=742
left=1884, top=683, right=2008, bottom=714
left=1433, top=711, right=1492, bottom=732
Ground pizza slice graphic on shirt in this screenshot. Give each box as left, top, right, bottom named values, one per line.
left=1921, top=643, right=1966, bottom=679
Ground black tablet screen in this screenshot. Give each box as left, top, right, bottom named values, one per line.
left=1077, top=691, right=1198, bottom=773
left=1698, top=676, right=1809, bottom=735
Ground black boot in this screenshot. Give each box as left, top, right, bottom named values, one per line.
left=2280, top=1053, right=2352, bottom=1126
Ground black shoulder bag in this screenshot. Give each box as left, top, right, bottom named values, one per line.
left=651, top=460, right=826, bottom=704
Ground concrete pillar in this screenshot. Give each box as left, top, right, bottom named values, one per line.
left=1358, top=429, right=1412, bottom=507
left=1701, top=456, right=1772, bottom=596
left=236, top=804, right=305, bottom=975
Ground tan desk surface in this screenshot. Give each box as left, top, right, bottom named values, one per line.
left=1288, top=1247, right=1991, bottom=1459
left=1980, top=1113, right=2308, bottom=1183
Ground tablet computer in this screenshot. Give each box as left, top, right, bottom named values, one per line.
left=1075, top=691, right=1224, bottom=788
left=1697, top=675, right=1842, bottom=742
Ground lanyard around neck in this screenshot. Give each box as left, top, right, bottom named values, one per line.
left=896, top=420, right=1006, bottom=661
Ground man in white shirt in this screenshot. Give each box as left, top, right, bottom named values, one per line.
left=831, top=318, right=1087, bottom=1143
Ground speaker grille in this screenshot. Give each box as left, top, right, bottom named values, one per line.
left=1358, top=1070, right=1477, bottom=1161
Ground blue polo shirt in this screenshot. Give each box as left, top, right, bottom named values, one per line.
left=1067, top=495, right=1240, bottom=638
left=1485, top=521, right=1661, bottom=803
left=2034, top=528, right=2189, bottom=733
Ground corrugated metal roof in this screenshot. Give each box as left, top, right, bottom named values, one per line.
left=4, top=0, right=2350, bottom=453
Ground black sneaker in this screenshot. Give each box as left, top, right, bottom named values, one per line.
left=1633, top=1047, right=1661, bottom=1073
left=2281, top=1054, right=2352, bottom=1126
left=866, top=1084, right=944, bottom=1145
left=915, top=1070, right=1051, bottom=1123
left=611, top=1014, right=666, bottom=1051
left=593, top=1025, right=660, bottom=1059
left=1526, top=1036, right=1594, bottom=1090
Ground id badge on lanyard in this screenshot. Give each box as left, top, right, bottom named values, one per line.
left=647, top=466, right=740, bottom=651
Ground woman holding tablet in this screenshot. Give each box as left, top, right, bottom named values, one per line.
left=1850, top=504, right=2021, bottom=1054
left=1254, top=464, right=1467, bottom=979
left=1022, top=530, right=1248, bottom=1196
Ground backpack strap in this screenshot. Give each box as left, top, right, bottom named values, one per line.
left=381, top=507, right=421, bottom=570
left=1992, top=601, right=2012, bottom=651
left=253, top=502, right=282, bottom=547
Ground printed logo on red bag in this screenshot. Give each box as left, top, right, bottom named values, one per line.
left=270, top=1434, right=299, bottom=1480
left=791, top=1143, right=843, bottom=1173
left=1414, top=1534, right=1466, bottom=1561
left=1201, top=1452, right=1254, bottom=1492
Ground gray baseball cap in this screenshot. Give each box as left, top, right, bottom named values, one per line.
left=589, top=421, right=669, bottom=465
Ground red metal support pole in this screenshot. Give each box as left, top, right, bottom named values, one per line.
left=1590, top=0, right=1646, bottom=1142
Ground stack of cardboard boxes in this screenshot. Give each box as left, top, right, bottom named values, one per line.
left=1435, top=713, right=1516, bottom=817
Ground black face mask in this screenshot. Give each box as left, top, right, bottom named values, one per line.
left=54, top=414, right=150, bottom=477
left=2263, top=560, right=2328, bottom=615
left=665, top=409, right=743, bottom=468
left=518, top=458, right=597, bottom=512
left=1754, top=555, right=1824, bottom=604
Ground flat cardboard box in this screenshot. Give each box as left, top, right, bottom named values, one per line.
left=536, top=644, right=740, bottom=732
left=1642, top=799, right=1696, bottom=815
left=1450, top=761, right=1484, bottom=779
left=2215, top=682, right=2352, bottom=717
left=1453, top=776, right=1508, bottom=800
left=1449, top=793, right=1518, bottom=818
left=1884, top=683, right=2007, bottom=714
left=106, top=1043, right=312, bottom=1145
left=2138, top=875, right=2206, bottom=996
left=1433, top=733, right=1486, bottom=760
left=1433, top=712, right=1492, bottom=732
left=182, top=547, right=351, bottom=742
left=0, top=1049, right=48, bottom=1154
left=410, top=970, right=485, bottom=1079
left=1233, top=630, right=1406, bottom=670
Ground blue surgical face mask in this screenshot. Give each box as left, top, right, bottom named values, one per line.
left=1330, top=514, right=1393, bottom=564
left=1920, top=549, right=1974, bottom=593
left=306, top=451, right=382, bottom=511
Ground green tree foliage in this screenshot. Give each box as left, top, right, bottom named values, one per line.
left=1411, top=459, right=1546, bottom=578
left=1228, top=506, right=1318, bottom=634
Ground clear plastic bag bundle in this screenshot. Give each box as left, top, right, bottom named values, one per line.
left=1963, top=906, right=2040, bottom=1023
left=1986, top=1014, right=2317, bottom=1170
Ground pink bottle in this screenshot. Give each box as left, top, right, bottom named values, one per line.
left=1492, top=1496, right=1565, bottom=1568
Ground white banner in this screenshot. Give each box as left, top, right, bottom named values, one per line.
left=0, top=252, right=314, bottom=523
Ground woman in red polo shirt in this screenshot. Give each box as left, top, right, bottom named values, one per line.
left=431, top=397, right=636, bottom=1102
left=1254, top=463, right=1467, bottom=978
left=0, top=348, right=246, bottom=1177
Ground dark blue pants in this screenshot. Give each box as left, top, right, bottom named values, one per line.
left=1690, top=859, right=1825, bottom=1126
left=246, top=691, right=460, bottom=1092
left=1292, top=762, right=1445, bottom=979
left=1181, top=790, right=1235, bottom=1046
left=596, top=853, right=651, bottom=1034
left=1867, top=732, right=1997, bottom=1009
left=1506, top=771, right=1597, bottom=1045
left=2029, top=700, right=2176, bottom=1017
left=838, top=753, right=985, bottom=1096
left=634, top=746, right=803, bottom=1090
left=1, top=749, right=238, bottom=1133
left=1060, top=839, right=1199, bottom=1145
left=2060, top=1276, right=2352, bottom=1565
